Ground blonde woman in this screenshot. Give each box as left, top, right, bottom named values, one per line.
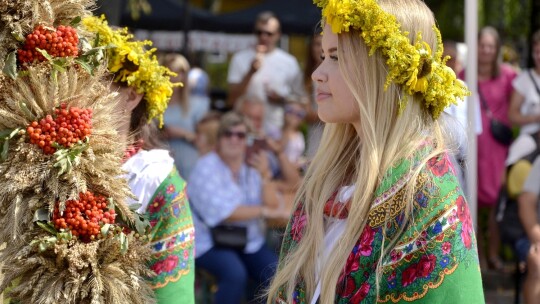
left=162, top=53, right=210, bottom=180
left=267, top=0, right=484, bottom=303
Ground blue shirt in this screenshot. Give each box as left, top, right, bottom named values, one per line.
left=187, top=152, right=265, bottom=258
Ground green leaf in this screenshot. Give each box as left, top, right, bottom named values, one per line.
left=19, top=101, right=36, bottom=120
left=94, top=33, right=100, bottom=48
left=129, top=203, right=142, bottom=211
left=70, top=16, right=82, bottom=27
left=36, top=221, right=58, bottom=235
left=2, top=51, right=18, bottom=80
left=75, top=59, right=94, bottom=75
left=119, top=232, right=128, bottom=254
left=134, top=215, right=150, bottom=235
left=36, top=48, right=53, bottom=62
left=1, top=140, right=9, bottom=161
left=51, top=69, right=58, bottom=84
left=39, top=243, right=48, bottom=252
left=101, top=223, right=111, bottom=236
left=0, top=129, right=14, bottom=138
left=57, top=230, right=73, bottom=241
left=107, top=197, right=115, bottom=210
left=33, top=208, right=50, bottom=222
left=11, top=31, right=24, bottom=42
left=9, top=127, right=21, bottom=139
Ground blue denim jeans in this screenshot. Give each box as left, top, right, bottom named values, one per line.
left=516, top=237, right=531, bottom=263
left=196, top=245, right=278, bottom=304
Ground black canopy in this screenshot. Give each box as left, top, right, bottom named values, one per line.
left=121, top=0, right=321, bottom=35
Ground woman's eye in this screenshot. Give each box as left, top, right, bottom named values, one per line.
left=320, top=55, right=325, bottom=61
left=330, top=55, right=338, bottom=61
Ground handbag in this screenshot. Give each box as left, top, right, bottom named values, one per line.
left=190, top=203, right=248, bottom=251
left=478, top=86, right=514, bottom=146
left=210, top=224, right=247, bottom=250
left=495, top=184, right=525, bottom=244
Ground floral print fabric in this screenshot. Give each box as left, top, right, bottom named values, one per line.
left=147, top=168, right=195, bottom=304
left=276, top=151, right=484, bottom=303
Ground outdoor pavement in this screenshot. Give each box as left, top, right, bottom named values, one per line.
left=483, top=264, right=521, bottom=304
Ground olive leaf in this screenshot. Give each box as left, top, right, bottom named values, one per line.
left=53, top=139, right=89, bottom=175
left=70, top=16, right=82, bottom=27
left=3, top=51, right=18, bottom=80
left=36, top=221, right=58, bottom=235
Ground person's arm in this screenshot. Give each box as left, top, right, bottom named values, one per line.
left=265, top=138, right=301, bottom=190
left=276, top=151, right=301, bottom=190
left=164, top=125, right=196, bottom=142
left=508, top=90, right=540, bottom=126
left=227, top=71, right=256, bottom=107
left=246, top=151, right=282, bottom=209
left=519, top=191, right=540, bottom=243
left=226, top=47, right=265, bottom=107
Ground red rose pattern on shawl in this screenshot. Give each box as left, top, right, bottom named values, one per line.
left=456, top=195, right=473, bottom=249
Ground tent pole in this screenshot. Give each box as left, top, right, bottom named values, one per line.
left=465, top=0, right=478, bottom=229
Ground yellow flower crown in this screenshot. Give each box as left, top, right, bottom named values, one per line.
left=82, top=15, right=181, bottom=126
left=315, top=0, right=469, bottom=119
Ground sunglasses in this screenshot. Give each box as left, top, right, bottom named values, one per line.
left=222, top=130, right=247, bottom=139
left=285, top=107, right=306, bottom=119
left=255, top=29, right=276, bottom=37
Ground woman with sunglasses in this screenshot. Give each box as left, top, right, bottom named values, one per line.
left=187, top=112, right=286, bottom=304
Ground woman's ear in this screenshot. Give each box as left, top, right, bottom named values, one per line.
left=125, top=87, right=144, bottom=112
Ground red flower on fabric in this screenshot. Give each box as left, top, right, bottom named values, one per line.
left=427, top=154, right=450, bottom=177
left=350, top=282, right=370, bottom=303
left=166, top=239, right=176, bottom=249
left=390, top=250, right=403, bottom=262
left=401, top=264, right=418, bottom=287
left=166, top=184, right=176, bottom=194
left=290, top=213, right=307, bottom=242
left=338, top=276, right=357, bottom=298
left=151, top=260, right=165, bottom=275
left=442, top=242, right=452, bottom=255
left=359, top=226, right=376, bottom=256
left=163, top=255, right=179, bottom=272
left=456, top=195, right=473, bottom=248
left=415, top=231, right=428, bottom=248
left=148, top=194, right=166, bottom=213
left=416, top=254, right=437, bottom=278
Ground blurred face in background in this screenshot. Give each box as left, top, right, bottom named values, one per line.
left=255, top=18, right=281, bottom=51
left=478, top=32, right=498, bottom=66
left=195, top=119, right=219, bottom=156
left=241, top=102, right=265, bottom=135
left=218, top=124, right=248, bottom=160
left=533, top=42, right=540, bottom=69
left=284, top=103, right=306, bottom=129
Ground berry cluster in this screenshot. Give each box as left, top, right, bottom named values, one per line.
left=52, top=191, right=116, bottom=242
left=27, top=103, right=92, bottom=154
left=17, top=25, right=79, bottom=64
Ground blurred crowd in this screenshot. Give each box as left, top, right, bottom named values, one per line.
left=155, top=9, right=540, bottom=304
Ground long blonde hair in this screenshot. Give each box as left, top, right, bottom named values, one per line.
left=266, top=0, right=448, bottom=303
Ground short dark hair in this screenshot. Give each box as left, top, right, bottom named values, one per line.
left=255, top=11, right=280, bottom=32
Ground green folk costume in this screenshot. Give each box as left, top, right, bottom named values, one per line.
left=275, top=151, right=484, bottom=303
left=146, top=168, right=195, bottom=304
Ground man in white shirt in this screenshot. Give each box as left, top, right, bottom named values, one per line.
left=227, top=11, right=305, bottom=132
